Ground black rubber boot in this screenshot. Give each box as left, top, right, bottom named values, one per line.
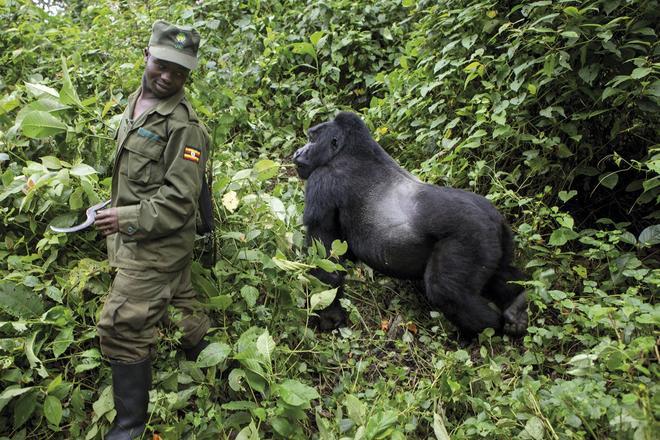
left=183, top=338, right=209, bottom=361
left=105, top=358, right=151, bottom=440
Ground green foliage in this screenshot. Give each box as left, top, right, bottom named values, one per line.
left=0, top=0, right=658, bottom=439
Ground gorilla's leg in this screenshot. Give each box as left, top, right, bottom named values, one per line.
left=483, top=266, right=528, bottom=335
left=310, top=268, right=346, bottom=330
left=424, top=240, right=502, bottom=338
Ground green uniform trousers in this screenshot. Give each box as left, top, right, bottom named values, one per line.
left=98, top=262, right=209, bottom=363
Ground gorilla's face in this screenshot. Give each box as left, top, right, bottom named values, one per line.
left=293, top=121, right=345, bottom=179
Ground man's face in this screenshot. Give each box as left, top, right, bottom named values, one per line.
left=143, top=49, right=189, bottom=98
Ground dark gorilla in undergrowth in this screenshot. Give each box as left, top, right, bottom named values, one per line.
left=293, top=112, right=528, bottom=339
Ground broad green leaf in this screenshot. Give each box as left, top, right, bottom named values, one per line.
left=433, top=412, right=451, bottom=440
left=561, top=31, right=579, bottom=39
left=331, top=239, right=348, bottom=256
left=557, top=214, right=574, bottom=230
left=27, top=97, right=70, bottom=113
left=638, top=225, right=660, bottom=246
left=231, top=168, right=252, bottom=182
left=240, top=285, right=259, bottom=308
left=46, top=375, right=63, bottom=394
left=636, top=312, right=660, bottom=325
left=70, top=163, right=97, bottom=177
left=292, top=42, right=316, bottom=59
left=235, top=421, right=260, bottom=440
left=317, top=258, right=341, bottom=273
left=269, top=196, right=285, bottom=221
left=310, top=31, right=324, bottom=46
left=0, top=387, right=34, bottom=413
left=20, top=110, right=67, bottom=139
left=253, top=159, right=279, bottom=181
left=41, top=156, right=62, bottom=170
left=310, top=288, right=337, bottom=312
left=558, top=190, right=577, bottom=202
left=228, top=368, right=247, bottom=392
left=208, top=294, right=233, bottom=311
left=13, top=391, right=37, bottom=429
left=364, top=410, right=398, bottom=437
left=549, top=228, right=579, bottom=246
left=345, top=394, right=366, bottom=424
left=256, top=330, right=275, bottom=363
left=630, top=67, right=652, bottom=79
left=197, top=342, right=231, bottom=368
left=523, top=416, right=545, bottom=440
left=24, top=82, right=59, bottom=98
left=205, top=19, right=221, bottom=30
left=92, top=385, right=113, bottom=422
left=244, top=369, right=267, bottom=393
left=69, top=188, right=83, bottom=210
left=277, top=379, right=319, bottom=407
left=44, top=395, right=63, bottom=426
left=52, top=326, right=74, bottom=358
left=0, top=92, right=21, bottom=115
left=271, top=417, right=296, bottom=437
left=601, top=87, right=619, bottom=100
left=0, top=281, right=45, bottom=318
left=463, top=61, right=481, bottom=72
left=599, top=173, right=619, bottom=189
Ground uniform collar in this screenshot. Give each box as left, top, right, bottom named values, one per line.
left=127, top=85, right=186, bottom=119
left=154, top=87, right=186, bottom=115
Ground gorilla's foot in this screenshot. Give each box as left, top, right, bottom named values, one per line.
left=315, top=303, right=347, bottom=331
left=502, top=293, right=527, bottom=335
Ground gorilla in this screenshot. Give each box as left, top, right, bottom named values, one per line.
left=292, top=112, right=527, bottom=339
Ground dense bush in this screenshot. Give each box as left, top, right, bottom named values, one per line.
left=0, top=0, right=657, bottom=439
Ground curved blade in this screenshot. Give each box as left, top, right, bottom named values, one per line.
left=50, top=199, right=111, bottom=233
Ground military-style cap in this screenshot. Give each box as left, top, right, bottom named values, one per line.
left=148, top=20, right=200, bottom=70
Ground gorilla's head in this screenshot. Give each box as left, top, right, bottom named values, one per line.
left=293, top=119, right=346, bottom=179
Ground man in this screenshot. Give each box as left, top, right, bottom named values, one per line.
left=94, top=20, right=211, bottom=440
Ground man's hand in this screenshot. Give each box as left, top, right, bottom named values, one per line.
left=95, top=208, right=120, bottom=236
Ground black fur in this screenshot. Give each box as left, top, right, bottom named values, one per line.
left=293, top=112, right=528, bottom=338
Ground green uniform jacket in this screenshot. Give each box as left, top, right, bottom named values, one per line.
left=108, top=87, right=210, bottom=272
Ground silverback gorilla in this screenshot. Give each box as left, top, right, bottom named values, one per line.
left=293, top=112, right=527, bottom=339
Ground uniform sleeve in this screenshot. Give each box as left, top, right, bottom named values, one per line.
left=116, top=124, right=207, bottom=241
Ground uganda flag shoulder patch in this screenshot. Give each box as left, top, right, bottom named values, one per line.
left=183, top=146, right=201, bottom=163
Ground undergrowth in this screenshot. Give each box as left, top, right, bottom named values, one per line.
left=0, top=0, right=657, bottom=439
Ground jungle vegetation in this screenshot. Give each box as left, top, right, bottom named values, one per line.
left=0, top=0, right=658, bottom=439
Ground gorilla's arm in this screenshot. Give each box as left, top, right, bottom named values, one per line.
left=305, top=208, right=345, bottom=288
left=303, top=176, right=349, bottom=329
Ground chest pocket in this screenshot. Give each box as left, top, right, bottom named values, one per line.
left=123, top=131, right=167, bottom=184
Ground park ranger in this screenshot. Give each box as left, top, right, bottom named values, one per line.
left=94, top=20, right=211, bottom=440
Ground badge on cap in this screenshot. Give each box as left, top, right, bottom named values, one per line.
left=175, top=32, right=186, bottom=48
left=183, top=146, right=201, bottom=163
